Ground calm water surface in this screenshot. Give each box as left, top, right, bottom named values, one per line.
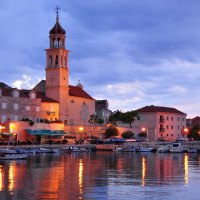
left=0, top=152, right=200, bottom=200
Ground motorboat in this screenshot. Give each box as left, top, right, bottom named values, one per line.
left=157, top=145, right=170, bottom=153
left=63, top=146, right=88, bottom=152
left=0, top=153, right=28, bottom=160
left=170, top=143, right=183, bottom=153
left=113, top=147, right=135, bottom=152
left=0, top=148, right=19, bottom=154
left=135, top=147, right=154, bottom=152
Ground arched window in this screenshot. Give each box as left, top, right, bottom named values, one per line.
left=61, top=55, right=63, bottom=65
left=55, top=55, right=58, bottom=65
left=64, top=57, right=67, bottom=66
left=49, top=55, right=52, bottom=67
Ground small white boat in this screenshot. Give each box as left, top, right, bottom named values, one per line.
left=136, top=147, right=154, bottom=152
left=0, top=153, right=28, bottom=160
left=63, top=146, right=88, bottom=152
left=157, top=145, right=170, bottom=153
left=170, top=143, right=183, bottom=153
left=0, top=148, right=19, bottom=154
left=113, top=147, right=135, bottom=152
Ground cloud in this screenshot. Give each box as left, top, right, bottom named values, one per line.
left=1, top=0, right=200, bottom=118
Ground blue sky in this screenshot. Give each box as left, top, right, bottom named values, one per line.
left=1, top=0, right=200, bottom=117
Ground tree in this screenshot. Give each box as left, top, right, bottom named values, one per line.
left=120, top=111, right=138, bottom=128
left=108, top=110, right=122, bottom=126
left=108, top=110, right=138, bottom=128
left=121, top=131, right=134, bottom=139
left=88, top=114, right=104, bottom=138
left=187, top=126, right=200, bottom=140
left=88, top=114, right=104, bottom=125
left=105, top=125, right=118, bottom=138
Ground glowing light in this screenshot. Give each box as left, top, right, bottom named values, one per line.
left=141, top=127, right=147, bottom=132
left=9, top=123, right=15, bottom=133
left=8, top=165, right=14, bottom=191
left=79, top=159, right=84, bottom=196
left=184, top=154, right=189, bottom=185
left=0, top=165, right=3, bottom=191
left=141, top=156, right=146, bottom=187
left=79, top=127, right=84, bottom=132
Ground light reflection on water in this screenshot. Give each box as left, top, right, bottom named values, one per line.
left=0, top=152, right=200, bottom=200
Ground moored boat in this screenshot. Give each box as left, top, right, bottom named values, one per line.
left=0, top=153, right=28, bottom=160
left=63, top=146, right=88, bottom=152
left=169, top=143, right=183, bottom=153
left=157, top=145, right=170, bottom=153
left=113, top=147, right=135, bottom=152
left=136, top=147, right=154, bottom=152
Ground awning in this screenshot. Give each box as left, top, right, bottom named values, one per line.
left=26, top=129, right=66, bottom=136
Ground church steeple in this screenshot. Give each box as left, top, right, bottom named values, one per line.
left=45, top=9, right=70, bottom=121
left=49, top=7, right=66, bottom=49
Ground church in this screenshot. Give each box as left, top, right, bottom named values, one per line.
left=0, top=12, right=101, bottom=142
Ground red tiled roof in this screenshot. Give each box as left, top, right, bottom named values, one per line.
left=69, top=85, right=94, bottom=100
left=135, top=105, right=186, bottom=115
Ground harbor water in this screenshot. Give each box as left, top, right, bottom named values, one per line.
left=0, top=152, right=200, bottom=200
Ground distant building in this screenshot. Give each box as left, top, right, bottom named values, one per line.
left=95, top=100, right=112, bottom=123
left=132, top=105, right=187, bottom=141
left=187, top=116, right=200, bottom=127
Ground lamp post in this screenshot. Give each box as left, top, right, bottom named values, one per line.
left=183, top=128, right=189, bottom=139
left=78, top=126, right=84, bottom=143
left=141, top=127, right=148, bottom=141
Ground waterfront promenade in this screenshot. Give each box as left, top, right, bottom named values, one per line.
left=1, top=141, right=200, bottom=151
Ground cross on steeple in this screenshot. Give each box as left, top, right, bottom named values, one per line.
left=55, top=5, right=61, bottom=17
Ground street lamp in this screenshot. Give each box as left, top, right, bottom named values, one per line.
left=183, top=128, right=189, bottom=138
left=141, top=127, right=148, bottom=141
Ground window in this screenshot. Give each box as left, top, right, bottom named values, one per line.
left=177, top=117, right=179, bottom=121
left=171, top=134, right=173, bottom=136
left=26, top=106, right=30, bottom=111
left=171, top=117, right=173, bottom=121
left=55, top=55, right=58, bottom=65
left=2, top=103, right=7, bottom=109
left=14, top=103, right=19, bottom=110
left=14, top=115, right=18, bottom=121
left=177, top=125, right=179, bottom=129
left=167, top=116, right=169, bottom=120
left=13, top=90, right=19, bottom=97
left=1, top=115, right=6, bottom=123
left=171, top=125, right=173, bottom=129
left=30, top=92, right=36, bottom=99
left=36, top=106, right=40, bottom=112
left=71, top=100, right=75, bottom=103
left=166, top=125, right=169, bottom=129
left=49, top=55, right=52, bottom=67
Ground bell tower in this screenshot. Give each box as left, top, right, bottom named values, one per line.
left=45, top=10, right=69, bottom=121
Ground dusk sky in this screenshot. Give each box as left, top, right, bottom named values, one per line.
left=1, top=0, right=200, bottom=117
